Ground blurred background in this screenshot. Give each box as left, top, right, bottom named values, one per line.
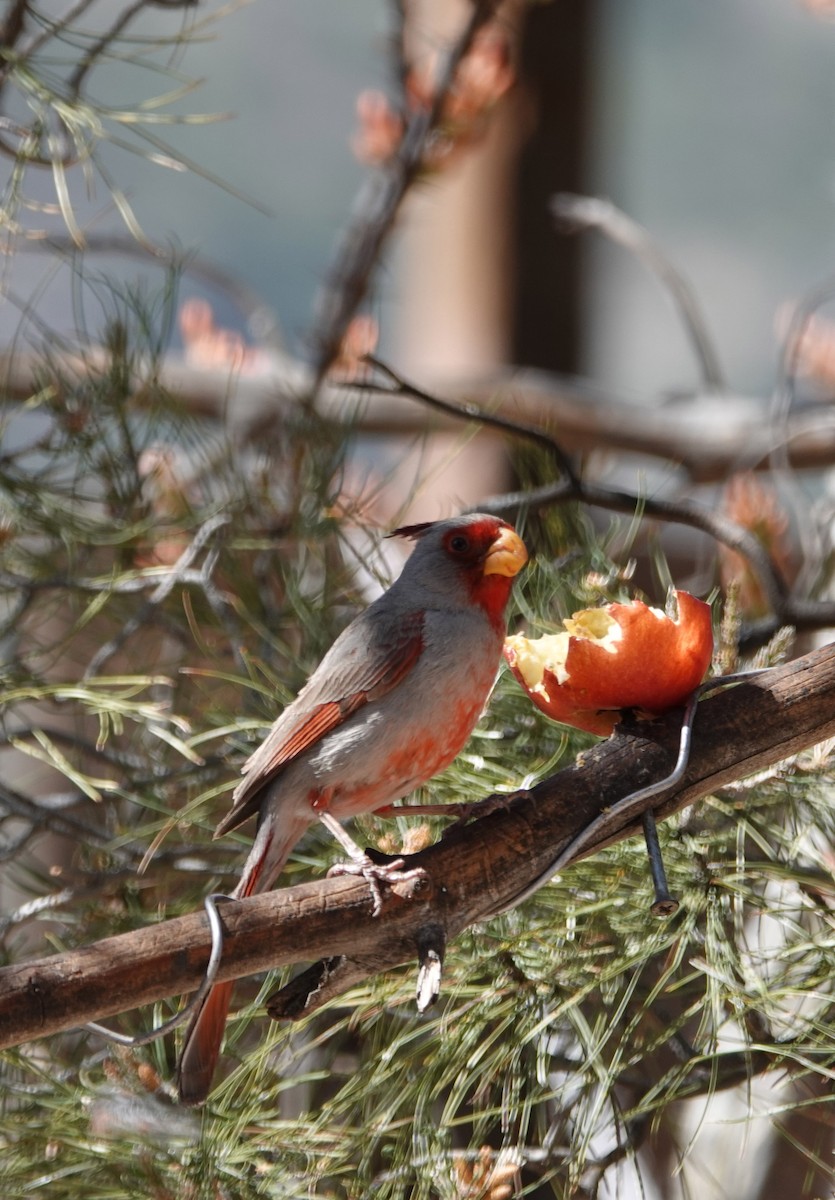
left=5, top=0, right=835, bottom=393
left=3, top=3, right=835, bottom=1198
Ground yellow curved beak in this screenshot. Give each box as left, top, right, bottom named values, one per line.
left=483, top=526, right=528, bottom=578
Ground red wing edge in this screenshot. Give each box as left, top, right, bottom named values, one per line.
left=214, top=615, right=425, bottom=836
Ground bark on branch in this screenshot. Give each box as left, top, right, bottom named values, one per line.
left=1, top=642, right=834, bottom=1048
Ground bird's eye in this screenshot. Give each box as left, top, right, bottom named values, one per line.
left=449, top=534, right=471, bottom=554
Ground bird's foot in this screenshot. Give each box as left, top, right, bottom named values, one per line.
left=327, top=855, right=427, bottom=917
left=317, top=810, right=427, bottom=915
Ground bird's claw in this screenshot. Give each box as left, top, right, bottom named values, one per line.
left=327, top=855, right=427, bottom=916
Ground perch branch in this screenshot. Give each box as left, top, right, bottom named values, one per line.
left=0, top=642, right=833, bottom=1046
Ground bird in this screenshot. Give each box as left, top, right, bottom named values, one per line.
left=176, top=512, right=528, bottom=1105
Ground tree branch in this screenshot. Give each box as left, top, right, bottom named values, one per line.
left=2, top=350, right=835, bottom=483
left=353, top=358, right=835, bottom=643
left=306, top=0, right=501, bottom=389
left=551, top=193, right=726, bottom=393
left=355, top=358, right=796, bottom=625
left=1, top=642, right=833, bottom=1048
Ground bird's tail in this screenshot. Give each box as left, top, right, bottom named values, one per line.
left=177, top=977, right=236, bottom=1107
left=176, top=814, right=309, bottom=1106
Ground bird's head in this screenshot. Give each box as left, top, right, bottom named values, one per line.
left=389, top=513, right=528, bottom=626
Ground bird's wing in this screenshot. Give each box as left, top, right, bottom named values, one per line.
left=214, top=607, right=425, bottom=835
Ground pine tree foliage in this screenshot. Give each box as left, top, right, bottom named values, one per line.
left=1, top=4, right=835, bottom=1200
left=3, top=313, right=835, bottom=1197
left=0, top=1, right=244, bottom=248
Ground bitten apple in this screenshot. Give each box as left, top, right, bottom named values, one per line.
left=504, top=590, right=713, bottom=736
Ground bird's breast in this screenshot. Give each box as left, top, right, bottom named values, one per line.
left=305, top=611, right=503, bottom=818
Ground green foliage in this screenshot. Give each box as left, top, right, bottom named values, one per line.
left=0, top=2, right=257, bottom=249
left=0, top=42, right=832, bottom=1176
left=2, top=294, right=835, bottom=1200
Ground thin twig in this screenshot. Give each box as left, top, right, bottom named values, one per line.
left=772, top=273, right=835, bottom=435
left=361, top=353, right=580, bottom=487
left=15, top=0, right=98, bottom=62
left=552, top=193, right=726, bottom=393
left=27, top=234, right=285, bottom=349
left=769, top=275, right=835, bottom=599
left=82, top=511, right=230, bottom=678
left=66, top=0, right=147, bottom=99
left=0, top=566, right=222, bottom=596
left=0, top=0, right=29, bottom=55
left=0, top=781, right=125, bottom=854
left=388, top=0, right=410, bottom=109
left=307, top=0, right=501, bottom=390
left=354, top=358, right=825, bottom=636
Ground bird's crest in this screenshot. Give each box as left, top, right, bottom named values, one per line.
left=387, top=521, right=435, bottom=541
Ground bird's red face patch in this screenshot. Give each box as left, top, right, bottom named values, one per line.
left=442, top=519, right=528, bottom=626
